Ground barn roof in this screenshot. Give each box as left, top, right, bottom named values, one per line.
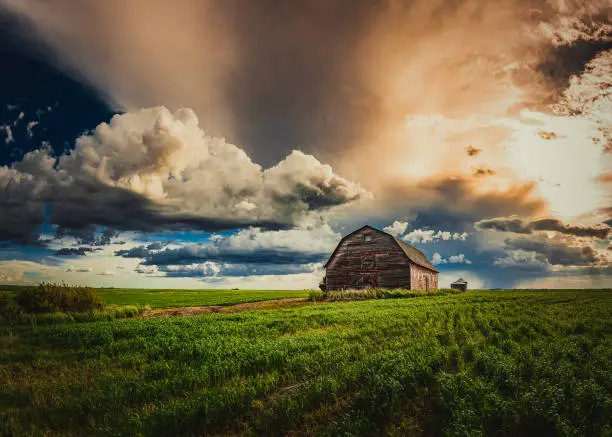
left=324, top=225, right=438, bottom=272
left=392, top=236, right=439, bottom=272
left=451, top=278, right=468, bottom=284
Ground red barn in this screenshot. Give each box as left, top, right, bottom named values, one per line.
left=320, top=225, right=438, bottom=291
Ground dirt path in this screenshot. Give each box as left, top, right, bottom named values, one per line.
left=140, top=297, right=308, bottom=318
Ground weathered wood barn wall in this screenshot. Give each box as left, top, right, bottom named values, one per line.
left=321, top=225, right=438, bottom=291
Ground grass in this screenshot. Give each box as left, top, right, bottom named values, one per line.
left=1, top=289, right=611, bottom=436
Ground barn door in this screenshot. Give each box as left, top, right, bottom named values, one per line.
left=362, top=273, right=379, bottom=288
left=425, top=276, right=429, bottom=291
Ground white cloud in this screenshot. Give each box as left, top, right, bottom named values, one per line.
left=98, top=270, right=119, bottom=276
left=66, top=266, right=92, bottom=273
left=383, top=220, right=409, bottom=236
left=448, top=254, right=472, bottom=264
left=402, top=229, right=469, bottom=244
left=432, top=252, right=446, bottom=265
left=26, top=121, right=39, bottom=137
left=1, top=125, right=14, bottom=143
left=432, top=252, right=472, bottom=265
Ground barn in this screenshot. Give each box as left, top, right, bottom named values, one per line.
left=320, top=225, right=439, bottom=291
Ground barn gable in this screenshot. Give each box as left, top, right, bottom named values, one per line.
left=324, top=225, right=438, bottom=273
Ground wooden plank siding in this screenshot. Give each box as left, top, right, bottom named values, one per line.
left=410, top=263, right=439, bottom=291
left=323, top=226, right=438, bottom=291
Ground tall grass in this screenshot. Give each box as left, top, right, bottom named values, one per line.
left=311, top=287, right=461, bottom=302
left=16, top=282, right=102, bottom=313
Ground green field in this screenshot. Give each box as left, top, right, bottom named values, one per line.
left=1, top=289, right=612, bottom=436
left=0, top=285, right=310, bottom=309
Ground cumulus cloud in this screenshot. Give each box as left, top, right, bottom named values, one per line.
left=98, top=270, right=119, bottom=276
left=0, top=107, right=367, bottom=244
left=402, top=229, right=469, bottom=244
left=383, top=221, right=409, bottom=237
left=475, top=215, right=610, bottom=239
left=432, top=252, right=472, bottom=265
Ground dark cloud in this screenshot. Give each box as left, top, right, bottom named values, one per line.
left=504, top=236, right=601, bottom=266
left=125, top=244, right=326, bottom=267
left=473, top=167, right=495, bottom=177
left=538, top=131, right=559, bottom=140
left=532, top=40, right=612, bottom=108
left=221, top=0, right=381, bottom=164
left=120, top=226, right=337, bottom=278
left=55, top=227, right=120, bottom=246
left=466, top=145, right=482, bottom=156
left=151, top=263, right=317, bottom=278
left=475, top=216, right=610, bottom=239
left=370, top=176, right=547, bottom=232
left=146, top=242, right=167, bottom=251
left=53, top=247, right=95, bottom=256
left=114, top=246, right=152, bottom=259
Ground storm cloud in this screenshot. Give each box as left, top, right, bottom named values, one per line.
left=475, top=216, right=610, bottom=239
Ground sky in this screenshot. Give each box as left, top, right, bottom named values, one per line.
left=0, top=0, right=610, bottom=289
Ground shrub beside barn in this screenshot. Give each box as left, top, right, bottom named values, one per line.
left=320, top=225, right=438, bottom=291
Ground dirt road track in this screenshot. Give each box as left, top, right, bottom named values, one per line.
left=140, top=297, right=308, bottom=318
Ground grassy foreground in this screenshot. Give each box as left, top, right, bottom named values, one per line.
left=1, top=290, right=611, bottom=436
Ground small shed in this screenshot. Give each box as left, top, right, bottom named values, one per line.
left=450, top=278, right=468, bottom=292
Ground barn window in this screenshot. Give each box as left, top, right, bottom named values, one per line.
left=361, top=254, right=375, bottom=269
left=364, top=234, right=372, bottom=242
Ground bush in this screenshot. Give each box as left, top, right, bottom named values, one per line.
left=16, top=282, right=102, bottom=313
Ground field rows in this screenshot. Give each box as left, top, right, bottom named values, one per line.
left=1, top=290, right=611, bottom=436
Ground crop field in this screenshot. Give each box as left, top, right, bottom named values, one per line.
left=1, top=289, right=611, bottom=436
